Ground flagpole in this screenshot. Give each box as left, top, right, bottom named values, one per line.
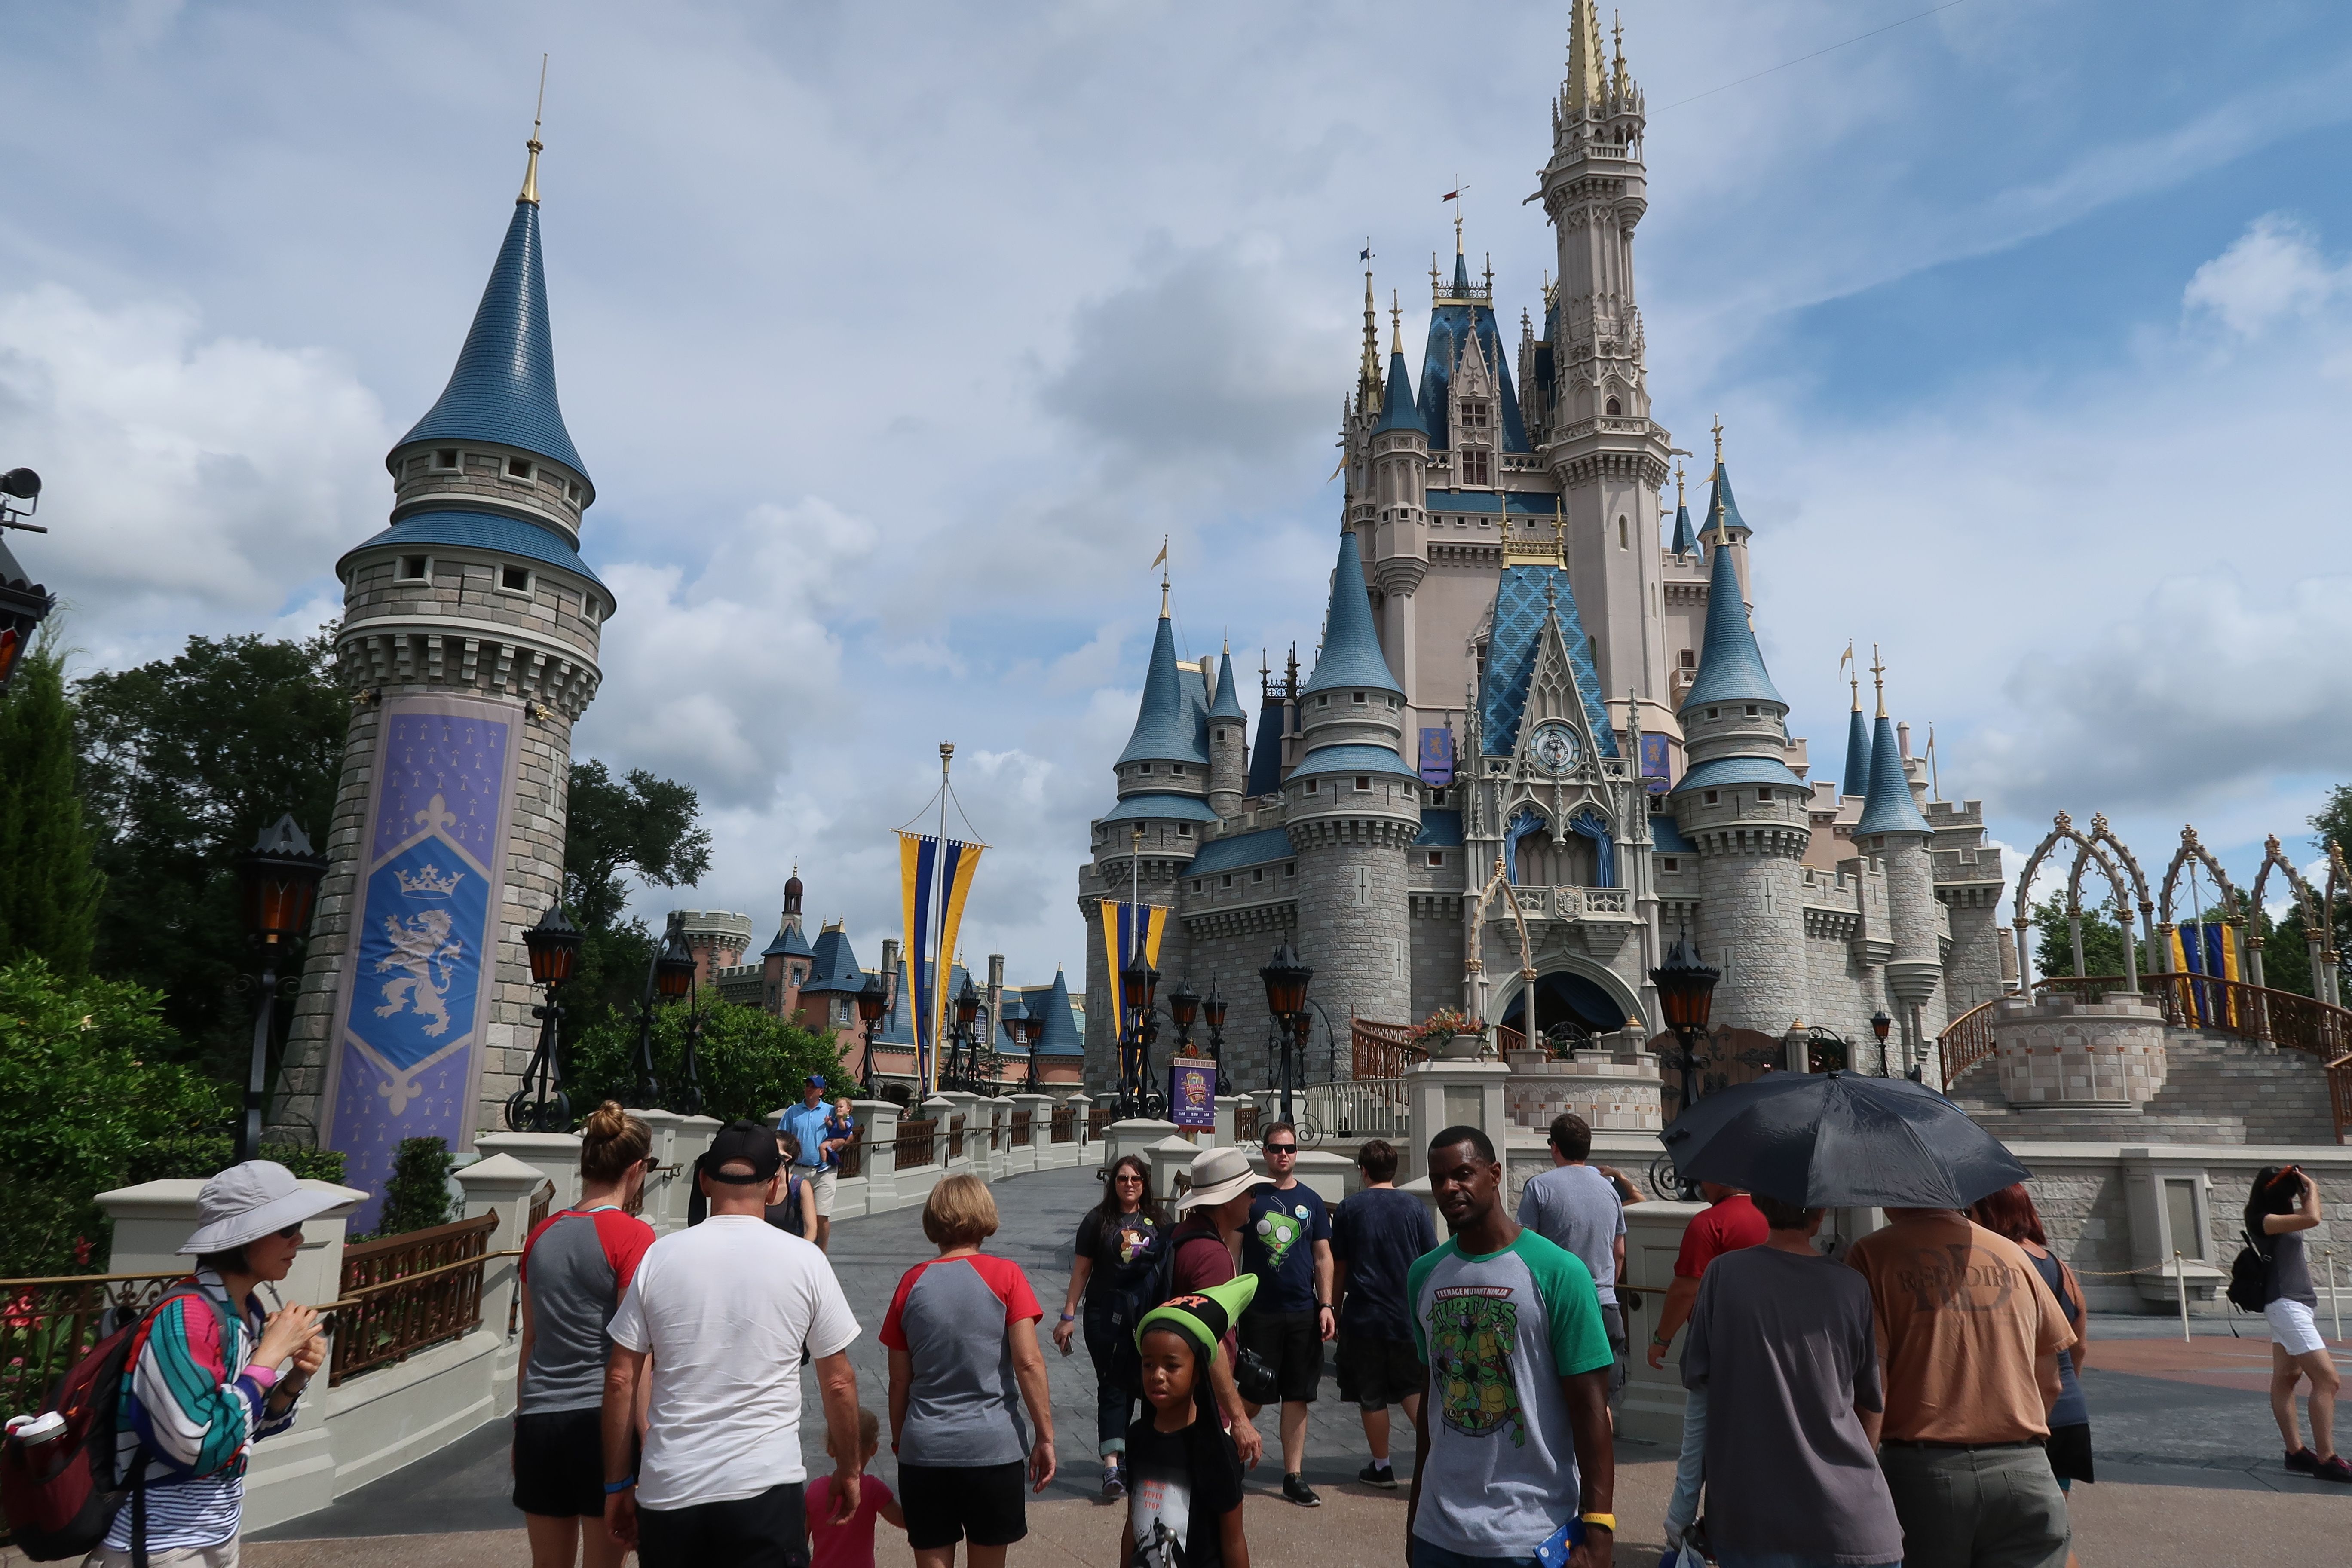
left=931, top=742, right=952, bottom=1095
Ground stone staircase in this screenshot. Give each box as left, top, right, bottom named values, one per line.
left=1950, top=1029, right=2341, bottom=1145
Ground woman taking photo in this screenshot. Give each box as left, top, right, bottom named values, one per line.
left=514, top=1102, right=657, bottom=1567
left=1052, top=1155, right=1166, bottom=1499
left=2248, top=1165, right=2348, bottom=1482
left=1970, top=1184, right=2095, bottom=1491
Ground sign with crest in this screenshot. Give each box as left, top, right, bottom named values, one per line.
left=323, top=695, right=518, bottom=1229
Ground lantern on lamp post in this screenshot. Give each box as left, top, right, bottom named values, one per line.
left=1202, top=979, right=1230, bottom=1096
left=1649, top=926, right=1719, bottom=1197
left=632, top=913, right=697, bottom=1109
left=855, top=971, right=889, bottom=1099
left=233, top=815, right=327, bottom=1162
left=1117, top=943, right=1162, bottom=1119
left=1259, top=940, right=1313, bottom=1127
left=1870, top=1008, right=1894, bottom=1078
left=507, top=903, right=583, bottom=1131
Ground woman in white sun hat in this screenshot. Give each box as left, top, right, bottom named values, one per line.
left=92, top=1159, right=343, bottom=1566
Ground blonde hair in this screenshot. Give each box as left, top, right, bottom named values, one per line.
left=828, top=1407, right=882, bottom=1461
left=581, top=1102, right=652, bottom=1183
left=922, top=1173, right=999, bottom=1248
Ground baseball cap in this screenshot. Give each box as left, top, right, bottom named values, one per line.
left=805, top=1073, right=827, bottom=1089
left=702, top=1119, right=783, bottom=1185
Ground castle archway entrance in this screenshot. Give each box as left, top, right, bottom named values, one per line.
left=1495, top=962, right=1642, bottom=1051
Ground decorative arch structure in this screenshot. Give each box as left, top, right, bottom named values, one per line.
left=1493, top=960, right=1644, bottom=1041
left=2156, top=824, right=2246, bottom=987
left=2247, top=834, right=2323, bottom=993
left=1464, top=854, right=1537, bottom=1055
left=2011, top=811, right=2115, bottom=993
left=2061, top=829, right=2141, bottom=989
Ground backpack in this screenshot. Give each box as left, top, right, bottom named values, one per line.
left=1127, top=1219, right=1280, bottom=1406
left=2225, top=1227, right=2274, bottom=1314
left=0, top=1278, right=228, bottom=1564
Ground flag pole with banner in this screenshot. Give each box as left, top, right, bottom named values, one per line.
left=1097, top=900, right=1170, bottom=1024
left=898, top=744, right=987, bottom=1096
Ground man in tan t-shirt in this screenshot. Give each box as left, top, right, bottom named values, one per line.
left=1847, top=1207, right=2077, bottom=1568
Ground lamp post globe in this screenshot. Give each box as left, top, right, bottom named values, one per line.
left=1202, top=979, right=1229, bottom=1095
left=509, top=903, right=582, bottom=1132
left=1648, top=926, right=1719, bottom=1197
left=1869, top=1008, right=1894, bottom=1077
left=854, top=971, right=889, bottom=1099
left=233, top=815, right=328, bottom=1161
left=1259, top=940, right=1313, bottom=1126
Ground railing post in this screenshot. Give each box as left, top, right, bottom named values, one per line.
left=453, top=1153, right=546, bottom=1417
left=856, top=1099, right=900, bottom=1214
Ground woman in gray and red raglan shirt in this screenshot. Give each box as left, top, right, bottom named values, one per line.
left=514, top=1102, right=656, bottom=1568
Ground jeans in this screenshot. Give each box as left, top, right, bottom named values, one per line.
left=1409, top=1538, right=1541, bottom=1568
left=1879, top=1441, right=2068, bottom=1568
left=1666, top=1385, right=1707, bottom=1540
left=1083, top=1300, right=1136, bottom=1457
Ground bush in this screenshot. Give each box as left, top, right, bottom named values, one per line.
left=564, top=996, right=844, bottom=1124
left=127, top=1139, right=346, bottom=1187
left=368, top=1137, right=455, bottom=1238
left=0, top=959, right=227, bottom=1275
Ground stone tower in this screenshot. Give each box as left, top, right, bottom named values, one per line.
left=1537, top=0, right=1675, bottom=745
left=1669, top=511, right=1808, bottom=1035
left=276, top=131, right=612, bottom=1218
left=1206, top=643, right=1249, bottom=820
left=1856, top=675, right=1941, bottom=1075
left=1283, top=529, right=1420, bottom=1024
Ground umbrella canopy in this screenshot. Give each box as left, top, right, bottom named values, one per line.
left=1657, top=1071, right=2030, bottom=1210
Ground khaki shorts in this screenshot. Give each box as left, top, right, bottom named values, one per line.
left=806, top=1165, right=838, bottom=1218
left=86, top=1540, right=239, bottom=1567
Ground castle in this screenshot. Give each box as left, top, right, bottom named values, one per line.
left=1078, top=2, right=2007, bottom=1095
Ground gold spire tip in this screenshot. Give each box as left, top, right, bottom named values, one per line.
left=519, top=53, right=548, bottom=205
left=1870, top=643, right=1888, bottom=719
left=1390, top=290, right=1403, bottom=353
left=1710, top=413, right=1724, bottom=467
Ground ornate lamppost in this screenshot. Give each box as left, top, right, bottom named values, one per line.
left=1202, top=980, right=1230, bottom=1096
left=1649, top=927, right=1719, bottom=1198
left=1259, top=940, right=1313, bottom=1127
left=942, top=974, right=983, bottom=1093
left=234, top=815, right=328, bottom=1161
left=1117, top=943, right=1162, bottom=1119
left=633, top=914, right=696, bottom=1108
left=507, top=903, right=583, bottom=1131
left=1870, top=1008, right=1893, bottom=1078
left=1168, top=977, right=1200, bottom=1058
left=854, top=971, right=889, bottom=1099
left=0, top=467, right=52, bottom=698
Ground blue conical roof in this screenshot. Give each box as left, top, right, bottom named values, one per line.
left=1669, top=498, right=1698, bottom=557
left=1704, top=462, right=1747, bottom=536
left=1680, top=523, right=1782, bottom=710
left=1855, top=713, right=1930, bottom=836
left=398, top=197, right=588, bottom=482
left=1373, top=350, right=1424, bottom=435
left=1117, top=616, right=1210, bottom=766
left=1300, top=530, right=1403, bottom=696
left=1208, top=645, right=1247, bottom=720
left=1036, top=968, right=1082, bottom=1057
left=1244, top=685, right=1287, bottom=796
left=1840, top=704, right=1874, bottom=799
left=1452, top=251, right=1471, bottom=292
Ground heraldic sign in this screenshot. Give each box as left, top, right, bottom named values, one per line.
left=324, top=695, right=518, bottom=1217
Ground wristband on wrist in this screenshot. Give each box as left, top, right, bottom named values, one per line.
left=1059, top=1312, right=1076, bottom=1322
left=604, top=1476, right=637, bottom=1495
left=1580, top=1513, right=1616, bottom=1533
left=1648, top=1333, right=1670, bottom=1348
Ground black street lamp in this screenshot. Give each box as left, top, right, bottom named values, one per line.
left=0, top=467, right=52, bottom=700
left=1649, top=927, right=1719, bottom=1198
left=855, top=972, right=889, bottom=1099
left=1168, top=977, right=1200, bottom=1056
left=507, top=903, right=582, bottom=1131
left=942, top=974, right=983, bottom=1093
left=634, top=914, right=696, bottom=1109
left=1202, top=980, right=1230, bottom=1096
left=1259, top=940, right=1313, bottom=1127
left=1117, top=943, right=1163, bottom=1119
left=234, top=815, right=327, bottom=1161
left=1870, top=1008, right=1894, bottom=1078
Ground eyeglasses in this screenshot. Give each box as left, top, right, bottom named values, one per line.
left=1115, top=1173, right=1146, bottom=1183
left=274, top=1224, right=306, bottom=1240
left=1263, top=1142, right=1298, bottom=1155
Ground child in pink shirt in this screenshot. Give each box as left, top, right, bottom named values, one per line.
left=808, top=1409, right=903, bottom=1568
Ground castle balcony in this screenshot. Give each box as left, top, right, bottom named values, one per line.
left=1486, top=883, right=1640, bottom=960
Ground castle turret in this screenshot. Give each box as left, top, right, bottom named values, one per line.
left=1669, top=511, right=1809, bottom=1036
left=1284, top=529, right=1421, bottom=1026
left=1244, top=651, right=1289, bottom=799
left=276, top=125, right=613, bottom=1217
left=1856, top=660, right=1939, bottom=1076
left=759, top=867, right=815, bottom=1019
left=1839, top=673, right=1873, bottom=799
left=1368, top=312, right=1431, bottom=723
left=1207, top=641, right=1249, bottom=819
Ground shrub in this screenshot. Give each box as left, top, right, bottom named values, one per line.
left=564, top=996, right=844, bottom=1124
left=368, top=1137, right=455, bottom=1238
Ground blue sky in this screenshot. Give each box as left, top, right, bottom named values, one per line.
left=4, top=0, right=2350, bottom=983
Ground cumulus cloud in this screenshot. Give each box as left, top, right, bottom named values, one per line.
left=2184, top=214, right=2346, bottom=337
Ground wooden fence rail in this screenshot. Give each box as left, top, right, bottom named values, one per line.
left=896, top=1119, right=938, bottom=1171
left=1050, top=1107, right=1075, bottom=1145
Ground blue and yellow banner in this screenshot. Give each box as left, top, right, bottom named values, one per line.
left=901, top=833, right=983, bottom=1093
left=2169, top=921, right=2239, bottom=1028
left=1098, top=900, right=1169, bottom=1025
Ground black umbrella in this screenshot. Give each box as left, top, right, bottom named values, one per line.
left=1657, top=1071, right=2030, bottom=1210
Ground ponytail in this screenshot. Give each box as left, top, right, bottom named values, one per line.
left=581, top=1101, right=652, bottom=1184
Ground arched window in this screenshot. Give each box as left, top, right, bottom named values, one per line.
left=1617, top=516, right=1629, bottom=549
left=1605, top=396, right=1622, bottom=416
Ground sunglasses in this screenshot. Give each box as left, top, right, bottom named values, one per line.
left=274, top=1223, right=306, bottom=1240
left=1115, top=1173, right=1146, bottom=1182
left=1263, top=1142, right=1298, bottom=1154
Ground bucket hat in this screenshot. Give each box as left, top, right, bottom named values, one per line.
left=178, top=1160, right=348, bottom=1255
left=1176, top=1144, right=1261, bottom=1213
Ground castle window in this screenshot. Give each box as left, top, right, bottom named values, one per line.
left=1704, top=790, right=1720, bottom=805
left=1680, top=649, right=1697, bottom=669
left=1285, top=863, right=1296, bottom=876
left=1462, top=449, right=1491, bottom=486
left=1757, top=789, right=1772, bottom=802
left=1706, top=707, right=1719, bottom=719
left=396, top=555, right=430, bottom=582
left=1191, top=879, right=1202, bottom=892
left=1304, top=780, right=1317, bottom=794
left=1605, top=396, right=1622, bottom=416
left=1744, top=704, right=1759, bottom=717
left=1176, top=823, right=1192, bottom=837
left=1252, top=867, right=1264, bottom=882
left=1318, top=695, right=1330, bottom=708
left=1618, top=516, right=1629, bottom=549
left=1354, top=776, right=1372, bottom=791
left=1171, top=763, right=1185, bottom=776
left=1222, top=875, right=1233, bottom=889
left=566, top=480, right=582, bottom=502
left=1387, top=696, right=1399, bottom=709
left=1661, top=857, right=1679, bottom=871
left=1428, top=852, right=1444, bottom=867
left=1138, top=763, right=1152, bottom=775
left=1213, top=728, right=1225, bottom=742
left=432, top=449, right=459, bottom=470
left=1462, top=402, right=1490, bottom=429
left=505, top=456, right=534, bottom=482
left=499, top=565, right=533, bottom=596
left=1352, top=691, right=1366, bottom=705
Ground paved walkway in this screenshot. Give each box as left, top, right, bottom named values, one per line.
left=244, top=1160, right=2352, bottom=1556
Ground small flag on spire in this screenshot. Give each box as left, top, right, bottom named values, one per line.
left=1439, top=189, right=1459, bottom=202
left=1359, top=245, right=1371, bottom=262
left=1150, top=538, right=1168, bottom=570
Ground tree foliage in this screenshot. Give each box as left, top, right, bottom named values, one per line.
left=564, top=996, right=842, bottom=1126
left=2029, top=894, right=2141, bottom=980
left=366, top=1137, right=456, bottom=1239
left=73, top=632, right=348, bottom=1082
left=564, top=760, right=713, bottom=933
left=0, top=645, right=104, bottom=975
left=0, top=958, right=229, bottom=1274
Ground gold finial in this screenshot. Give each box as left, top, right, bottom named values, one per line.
left=1869, top=643, right=1887, bottom=719
left=1711, top=489, right=1729, bottom=548
left=1552, top=492, right=1566, bottom=558
left=519, top=54, right=548, bottom=205
left=1483, top=251, right=1494, bottom=292
left=1711, top=413, right=1724, bottom=468
left=1390, top=290, right=1403, bottom=353
left=1159, top=534, right=1171, bottom=616
left=1673, top=459, right=1685, bottom=509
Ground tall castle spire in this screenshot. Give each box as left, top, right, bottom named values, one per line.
left=1563, top=0, right=1607, bottom=115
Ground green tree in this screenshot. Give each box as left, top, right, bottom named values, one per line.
left=0, top=957, right=229, bottom=1274
left=2256, top=906, right=2313, bottom=997
left=564, top=996, right=841, bottom=1125
left=558, top=760, right=715, bottom=1042
left=0, top=645, right=104, bottom=974
left=2029, top=894, right=2141, bottom=980
left=73, top=633, right=348, bottom=1083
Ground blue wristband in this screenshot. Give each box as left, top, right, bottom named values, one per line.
left=604, top=1476, right=636, bottom=1495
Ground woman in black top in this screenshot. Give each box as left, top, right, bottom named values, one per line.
left=2248, top=1166, right=2347, bottom=1481
left=1051, top=1155, right=1166, bottom=1498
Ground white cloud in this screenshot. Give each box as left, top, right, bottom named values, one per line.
left=2184, top=213, right=2346, bottom=336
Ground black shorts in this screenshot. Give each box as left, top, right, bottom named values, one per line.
left=2046, top=1421, right=2094, bottom=1484
left=898, top=1459, right=1027, bottom=1550
left=638, top=1479, right=807, bottom=1568
left=1239, top=1307, right=1324, bottom=1404
left=511, top=1406, right=607, bottom=1519
left=1335, top=1332, right=1422, bottom=1411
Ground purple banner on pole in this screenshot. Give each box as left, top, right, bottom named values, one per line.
left=322, top=695, right=519, bottom=1231
left=1167, top=1059, right=1216, bottom=1129
left=1639, top=733, right=1672, bottom=795
left=1418, top=726, right=1455, bottom=787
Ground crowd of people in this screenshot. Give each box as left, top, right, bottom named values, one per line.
left=40, top=1098, right=2347, bottom=1568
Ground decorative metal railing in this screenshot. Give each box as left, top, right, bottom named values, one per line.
left=1050, top=1106, right=1076, bottom=1144
left=948, top=1116, right=966, bottom=1161
left=1010, top=1109, right=1032, bottom=1148
left=895, top=1119, right=938, bottom=1171
left=837, top=1130, right=863, bottom=1180
left=0, top=1270, right=187, bottom=1423
left=1234, top=1102, right=1259, bottom=1143
left=1351, top=1018, right=1426, bottom=1082
left=1087, top=1106, right=1115, bottom=1139
left=1302, top=1078, right=1408, bottom=1139
left=331, top=1213, right=499, bottom=1387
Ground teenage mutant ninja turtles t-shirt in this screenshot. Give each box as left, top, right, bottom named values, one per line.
left=1124, top=1411, right=1245, bottom=1568
left=1241, top=1182, right=1331, bottom=1313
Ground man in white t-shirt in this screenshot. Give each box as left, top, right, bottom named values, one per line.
left=603, top=1120, right=864, bottom=1568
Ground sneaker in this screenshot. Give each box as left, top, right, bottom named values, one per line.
left=2287, top=1447, right=2322, bottom=1476
left=1357, top=1462, right=1398, bottom=1490
left=1283, top=1473, right=1323, bottom=1507
left=1102, top=1461, right=1126, bottom=1501
left=2316, top=1455, right=2352, bottom=1484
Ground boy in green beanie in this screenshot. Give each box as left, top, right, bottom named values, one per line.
left=1121, top=1276, right=1256, bottom=1568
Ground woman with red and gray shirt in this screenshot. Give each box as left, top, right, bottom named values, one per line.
left=515, top=1102, right=656, bottom=1568
left=881, top=1174, right=1057, bottom=1568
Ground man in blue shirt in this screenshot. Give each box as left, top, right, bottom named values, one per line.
left=1240, top=1121, right=1334, bottom=1507
left=777, top=1075, right=838, bottom=1251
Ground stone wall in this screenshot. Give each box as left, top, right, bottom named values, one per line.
left=1994, top=992, right=2168, bottom=1106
